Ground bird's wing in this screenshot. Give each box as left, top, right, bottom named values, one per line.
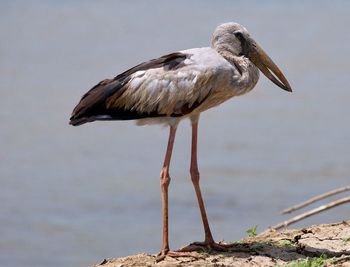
left=70, top=49, right=226, bottom=126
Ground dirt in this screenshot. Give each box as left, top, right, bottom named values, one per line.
left=92, top=221, right=350, bottom=266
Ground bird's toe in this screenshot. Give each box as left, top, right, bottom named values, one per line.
left=155, top=250, right=204, bottom=262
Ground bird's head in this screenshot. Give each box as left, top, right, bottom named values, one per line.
left=212, top=22, right=292, bottom=92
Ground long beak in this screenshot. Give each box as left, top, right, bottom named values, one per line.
left=247, top=39, right=292, bottom=92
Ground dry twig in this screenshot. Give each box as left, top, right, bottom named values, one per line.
left=272, top=196, right=350, bottom=230
left=281, top=185, right=350, bottom=214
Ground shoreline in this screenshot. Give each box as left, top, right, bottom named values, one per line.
left=92, top=221, right=350, bottom=266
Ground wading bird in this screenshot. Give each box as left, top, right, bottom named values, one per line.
left=70, top=22, right=292, bottom=259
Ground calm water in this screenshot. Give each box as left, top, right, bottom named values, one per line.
left=1, top=1, right=350, bottom=266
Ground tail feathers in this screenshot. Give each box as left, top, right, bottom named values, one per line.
left=69, top=115, right=114, bottom=126
left=69, top=117, right=89, bottom=126
left=69, top=111, right=168, bottom=126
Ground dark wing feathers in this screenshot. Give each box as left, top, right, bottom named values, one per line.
left=70, top=52, right=193, bottom=126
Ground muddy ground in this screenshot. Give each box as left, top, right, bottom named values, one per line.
left=92, top=221, right=350, bottom=266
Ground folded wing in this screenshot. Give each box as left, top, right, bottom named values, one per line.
left=70, top=51, right=216, bottom=126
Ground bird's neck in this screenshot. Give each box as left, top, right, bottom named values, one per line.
left=217, top=49, right=260, bottom=95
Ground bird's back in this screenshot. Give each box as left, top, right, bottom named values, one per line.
left=70, top=47, right=240, bottom=126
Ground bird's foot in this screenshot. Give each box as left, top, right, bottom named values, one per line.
left=179, top=240, right=250, bottom=253
left=155, top=250, right=204, bottom=262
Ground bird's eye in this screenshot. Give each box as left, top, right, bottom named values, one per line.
left=234, top=32, right=246, bottom=56
left=234, top=32, right=244, bottom=41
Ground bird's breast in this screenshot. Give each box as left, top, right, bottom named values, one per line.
left=194, top=61, right=260, bottom=113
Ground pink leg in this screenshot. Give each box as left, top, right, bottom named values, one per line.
left=190, top=119, right=215, bottom=244
left=157, top=125, right=205, bottom=261
left=187, top=118, right=240, bottom=252
left=159, top=126, right=177, bottom=256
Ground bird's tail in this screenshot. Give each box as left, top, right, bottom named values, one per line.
left=69, top=116, right=90, bottom=126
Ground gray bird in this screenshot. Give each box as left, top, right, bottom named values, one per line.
left=70, top=22, right=292, bottom=258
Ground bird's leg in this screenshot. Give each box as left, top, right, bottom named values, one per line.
left=156, top=125, right=204, bottom=262
left=186, top=118, right=240, bottom=252
left=159, top=125, right=177, bottom=257
left=190, top=119, right=215, bottom=244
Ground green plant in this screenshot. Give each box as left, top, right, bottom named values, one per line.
left=246, top=225, right=258, bottom=237
left=285, top=254, right=329, bottom=267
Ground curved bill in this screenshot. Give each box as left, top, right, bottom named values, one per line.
left=247, top=39, right=292, bottom=92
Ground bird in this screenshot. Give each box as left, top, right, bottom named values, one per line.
left=69, top=22, right=292, bottom=259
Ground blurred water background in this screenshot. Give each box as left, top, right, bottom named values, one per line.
left=1, top=1, right=349, bottom=266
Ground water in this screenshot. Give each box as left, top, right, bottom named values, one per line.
left=1, top=1, right=349, bottom=266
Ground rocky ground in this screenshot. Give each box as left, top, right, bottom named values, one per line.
left=92, top=221, right=350, bottom=266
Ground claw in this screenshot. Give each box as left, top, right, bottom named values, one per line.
left=155, top=250, right=204, bottom=262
